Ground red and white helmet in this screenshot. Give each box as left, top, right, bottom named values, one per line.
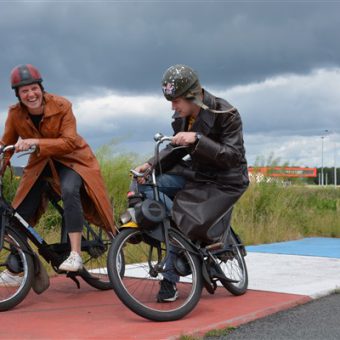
left=10, top=64, right=43, bottom=89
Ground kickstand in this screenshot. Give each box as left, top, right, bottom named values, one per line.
left=66, top=272, right=81, bottom=289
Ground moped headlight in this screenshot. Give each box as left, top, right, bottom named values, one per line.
left=120, top=208, right=137, bottom=224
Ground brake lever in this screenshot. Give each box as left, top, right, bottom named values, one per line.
left=169, top=145, right=190, bottom=151
left=17, top=145, right=37, bottom=158
left=130, top=167, right=152, bottom=179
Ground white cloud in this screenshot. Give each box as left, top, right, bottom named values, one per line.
left=2, top=68, right=340, bottom=167
left=245, top=133, right=338, bottom=167
left=214, top=67, right=340, bottom=135
left=69, top=91, right=169, bottom=135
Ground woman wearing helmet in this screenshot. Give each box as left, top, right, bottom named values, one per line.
left=1, top=64, right=115, bottom=274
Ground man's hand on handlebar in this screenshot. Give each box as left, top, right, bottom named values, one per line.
left=172, top=132, right=197, bottom=146
left=15, top=139, right=39, bottom=153
left=133, top=162, right=152, bottom=184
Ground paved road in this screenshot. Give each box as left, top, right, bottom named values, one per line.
left=213, top=293, right=340, bottom=340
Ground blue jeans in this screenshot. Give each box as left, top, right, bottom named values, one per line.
left=136, top=174, right=186, bottom=283
left=136, top=174, right=186, bottom=211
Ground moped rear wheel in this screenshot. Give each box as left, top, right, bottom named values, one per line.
left=216, top=232, right=248, bottom=295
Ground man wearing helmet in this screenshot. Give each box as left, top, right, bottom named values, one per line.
left=134, top=64, right=249, bottom=302
left=0, top=64, right=115, bottom=281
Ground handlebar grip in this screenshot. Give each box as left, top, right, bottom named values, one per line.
left=17, top=144, right=38, bottom=158
left=2, top=145, right=16, bottom=152
left=130, top=167, right=152, bottom=178
left=130, top=169, right=146, bottom=177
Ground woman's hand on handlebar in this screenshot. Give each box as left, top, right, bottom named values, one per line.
left=172, top=132, right=197, bottom=146
left=133, top=162, right=152, bottom=184
left=15, top=138, right=39, bottom=153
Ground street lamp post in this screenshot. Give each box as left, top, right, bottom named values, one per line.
left=334, top=138, right=337, bottom=188
left=321, top=136, right=324, bottom=186
left=324, top=129, right=337, bottom=188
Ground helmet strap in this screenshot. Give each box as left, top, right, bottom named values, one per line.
left=192, top=97, right=236, bottom=115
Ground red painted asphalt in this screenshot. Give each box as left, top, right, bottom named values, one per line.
left=1, top=276, right=311, bottom=339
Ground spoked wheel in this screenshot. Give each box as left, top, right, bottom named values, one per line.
left=215, top=232, right=248, bottom=295
left=0, top=227, right=34, bottom=311
left=80, top=226, right=117, bottom=290
left=107, top=227, right=203, bottom=321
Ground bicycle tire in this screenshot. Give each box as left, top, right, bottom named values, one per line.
left=0, top=227, right=34, bottom=311
left=81, top=250, right=125, bottom=290
left=79, top=226, right=114, bottom=290
left=217, top=232, right=248, bottom=296
left=107, top=227, right=203, bottom=321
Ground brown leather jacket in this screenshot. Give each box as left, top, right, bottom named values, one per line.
left=1, top=93, right=115, bottom=233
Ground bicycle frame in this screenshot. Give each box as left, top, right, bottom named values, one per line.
left=121, top=133, right=243, bottom=290
left=0, top=145, right=109, bottom=268
left=122, top=134, right=200, bottom=274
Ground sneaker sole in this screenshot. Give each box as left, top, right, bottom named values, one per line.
left=157, top=291, right=179, bottom=303
left=58, top=265, right=83, bottom=272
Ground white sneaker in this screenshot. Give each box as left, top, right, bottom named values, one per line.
left=59, top=251, right=83, bottom=272
left=0, top=270, right=23, bottom=287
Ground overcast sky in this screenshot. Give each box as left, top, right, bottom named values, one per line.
left=1, top=1, right=340, bottom=167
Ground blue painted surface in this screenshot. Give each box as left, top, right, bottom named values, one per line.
left=246, top=237, right=340, bottom=258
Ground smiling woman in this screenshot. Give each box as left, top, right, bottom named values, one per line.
left=18, top=84, right=44, bottom=114
left=0, top=64, right=116, bottom=277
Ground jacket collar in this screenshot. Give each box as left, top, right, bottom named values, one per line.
left=172, top=89, right=216, bottom=124
left=13, top=92, right=64, bottom=119
left=171, top=89, right=217, bottom=134
left=195, top=89, right=217, bottom=129
left=42, top=93, right=64, bottom=117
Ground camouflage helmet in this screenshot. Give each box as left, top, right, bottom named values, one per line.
left=161, top=64, right=202, bottom=101
left=161, top=64, right=236, bottom=115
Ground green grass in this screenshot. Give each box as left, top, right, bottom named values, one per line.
left=204, top=326, right=236, bottom=338
left=179, top=335, right=202, bottom=340
left=3, top=154, right=340, bottom=248
left=178, top=326, right=237, bottom=340
left=204, top=326, right=236, bottom=337
left=233, top=182, right=340, bottom=245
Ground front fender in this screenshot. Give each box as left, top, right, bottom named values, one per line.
left=119, top=221, right=139, bottom=229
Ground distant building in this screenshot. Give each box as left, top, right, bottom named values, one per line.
left=248, top=166, right=317, bottom=183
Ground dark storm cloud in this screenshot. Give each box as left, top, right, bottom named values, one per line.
left=0, top=1, right=340, bottom=105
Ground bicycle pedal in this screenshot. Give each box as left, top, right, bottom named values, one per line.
left=66, top=272, right=81, bottom=289
left=206, top=242, right=223, bottom=251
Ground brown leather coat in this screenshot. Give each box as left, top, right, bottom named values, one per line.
left=1, top=93, right=115, bottom=233
left=149, top=90, right=249, bottom=243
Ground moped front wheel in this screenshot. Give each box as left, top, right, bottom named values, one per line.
left=107, top=227, right=203, bottom=321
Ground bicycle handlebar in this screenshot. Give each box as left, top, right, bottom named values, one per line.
left=130, top=169, right=146, bottom=178
left=130, top=133, right=172, bottom=179
left=17, top=145, right=37, bottom=158
left=0, top=144, right=37, bottom=156
left=1, top=145, right=15, bottom=153
left=153, top=132, right=173, bottom=143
